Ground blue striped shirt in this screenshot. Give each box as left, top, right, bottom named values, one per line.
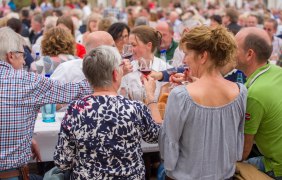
left=0, top=61, right=92, bottom=170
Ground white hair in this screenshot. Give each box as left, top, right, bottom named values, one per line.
left=0, top=27, right=24, bottom=61
left=44, top=16, right=58, bottom=31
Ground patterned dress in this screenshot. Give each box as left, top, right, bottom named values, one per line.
left=54, top=95, right=160, bottom=180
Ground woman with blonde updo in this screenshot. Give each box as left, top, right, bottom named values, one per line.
left=33, top=27, right=78, bottom=75
left=159, top=26, right=247, bottom=179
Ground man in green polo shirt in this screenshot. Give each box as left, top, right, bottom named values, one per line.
left=236, top=27, right=282, bottom=178
left=155, top=21, right=178, bottom=61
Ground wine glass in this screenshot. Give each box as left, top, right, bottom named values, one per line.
left=138, top=58, right=153, bottom=77
left=137, top=58, right=153, bottom=103
left=122, top=44, right=133, bottom=61
left=166, top=60, right=177, bottom=75
left=166, top=60, right=177, bottom=88
left=179, top=64, right=190, bottom=85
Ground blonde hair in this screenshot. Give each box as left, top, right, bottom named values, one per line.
left=180, top=25, right=237, bottom=67
left=86, top=13, right=102, bottom=32
left=97, top=17, right=113, bottom=31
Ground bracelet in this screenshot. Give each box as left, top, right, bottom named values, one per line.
left=147, top=101, right=157, bottom=106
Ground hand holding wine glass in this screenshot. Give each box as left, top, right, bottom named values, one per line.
left=142, top=75, right=156, bottom=103
left=179, top=64, right=191, bottom=85
left=121, top=59, right=133, bottom=76
left=171, top=64, right=197, bottom=84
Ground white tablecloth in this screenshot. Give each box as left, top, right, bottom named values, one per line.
left=33, top=112, right=159, bottom=162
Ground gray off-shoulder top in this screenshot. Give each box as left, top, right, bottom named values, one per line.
left=159, top=83, right=247, bottom=180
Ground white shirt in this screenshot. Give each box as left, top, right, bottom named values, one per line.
left=76, top=34, right=83, bottom=44
left=51, top=59, right=85, bottom=112
left=51, top=59, right=84, bottom=83
left=82, top=5, right=91, bottom=21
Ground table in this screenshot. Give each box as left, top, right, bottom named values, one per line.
left=33, top=112, right=159, bottom=162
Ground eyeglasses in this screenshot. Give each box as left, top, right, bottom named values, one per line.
left=10, top=51, right=26, bottom=59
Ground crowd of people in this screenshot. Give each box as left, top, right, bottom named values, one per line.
left=1, top=0, right=282, bottom=179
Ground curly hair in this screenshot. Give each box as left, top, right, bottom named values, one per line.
left=41, top=27, right=76, bottom=56
left=180, top=25, right=237, bottom=67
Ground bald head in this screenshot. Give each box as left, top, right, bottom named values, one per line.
left=169, top=11, right=179, bottom=24
left=84, top=31, right=115, bottom=52
left=236, top=27, right=271, bottom=45
left=156, top=21, right=171, bottom=32
left=236, top=27, right=272, bottom=63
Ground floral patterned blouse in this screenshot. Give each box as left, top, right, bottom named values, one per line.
left=54, top=95, right=160, bottom=180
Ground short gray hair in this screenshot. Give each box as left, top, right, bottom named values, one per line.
left=83, top=45, right=122, bottom=88
left=32, top=14, right=43, bottom=25
left=0, top=27, right=24, bottom=61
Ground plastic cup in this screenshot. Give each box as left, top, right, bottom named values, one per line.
left=41, top=104, right=56, bottom=123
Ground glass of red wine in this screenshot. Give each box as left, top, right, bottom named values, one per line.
left=166, top=60, right=177, bottom=75
left=138, top=58, right=152, bottom=77
left=166, top=60, right=178, bottom=88
left=122, top=44, right=133, bottom=61
left=137, top=58, right=152, bottom=103
left=179, top=64, right=190, bottom=85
